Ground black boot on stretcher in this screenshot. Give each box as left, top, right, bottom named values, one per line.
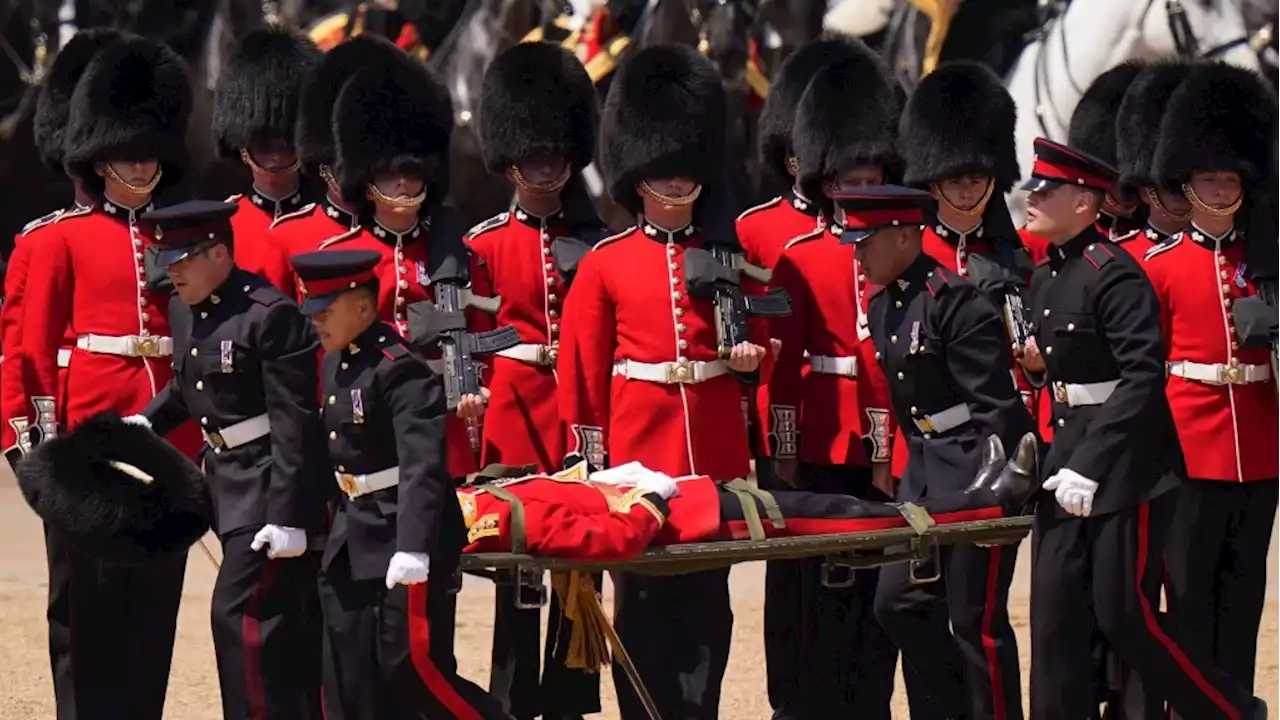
left=967, top=432, right=1038, bottom=512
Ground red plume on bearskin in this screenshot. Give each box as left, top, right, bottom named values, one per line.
left=213, top=25, right=322, bottom=159
left=61, top=36, right=192, bottom=193
left=1068, top=60, right=1145, bottom=167
left=1114, top=61, right=1193, bottom=200
left=34, top=28, right=127, bottom=174
left=599, top=45, right=726, bottom=215
left=478, top=41, right=598, bottom=176
left=16, top=414, right=211, bottom=565
left=899, top=60, right=1020, bottom=192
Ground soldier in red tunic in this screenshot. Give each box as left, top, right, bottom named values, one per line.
left=1144, top=63, right=1279, bottom=695
left=556, top=44, right=768, bottom=719
left=16, top=36, right=202, bottom=719
left=469, top=41, right=609, bottom=720
left=763, top=46, right=900, bottom=719
left=211, top=26, right=322, bottom=293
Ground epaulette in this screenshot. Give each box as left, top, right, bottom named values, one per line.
left=20, top=209, right=65, bottom=236
left=224, top=193, right=244, bottom=204
left=380, top=340, right=410, bottom=361
left=247, top=285, right=283, bottom=306
left=52, top=205, right=92, bottom=224
left=783, top=226, right=824, bottom=250
left=593, top=226, right=634, bottom=251
left=466, top=212, right=509, bottom=239
left=318, top=226, right=361, bottom=250
left=736, top=196, right=782, bottom=223
left=1143, top=234, right=1182, bottom=262
left=268, top=203, right=317, bottom=230
left=1083, top=243, right=1116, bottom=270
left=925, top=268, right=952, bottom=297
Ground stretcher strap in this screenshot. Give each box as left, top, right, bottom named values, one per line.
left=479, top=485, right=527, bottom=554
left=896, top=502, right=937, bottom=535
left=551, top=570, right=610, bottom=672
left=722, top=479, right=787, bottom=541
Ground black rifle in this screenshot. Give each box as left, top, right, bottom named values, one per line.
left=965, top=251, right=1035, bottom=352
left=683, top=245, right=791, bottom=380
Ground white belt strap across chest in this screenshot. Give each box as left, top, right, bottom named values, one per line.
left=809, top=355, right=858, bottom=378
left=202, top=414, right=270, bottom=451
left=498, top=343, right=558, bottom=366
left=336, top=466, right=401, bottom=498
left=1051, top=379, right=1120, bottom=407
left=612, top=358, right=728, bottom=385
left=1168, top=360, right=1271, bottom=385
left=912, top=403, right=971, bottom=435
left=77, top=334, right=173, bottom=358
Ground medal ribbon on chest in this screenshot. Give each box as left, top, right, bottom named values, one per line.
left=351, top=388, right=365, bottom=424
left=220, top=340, right=234, bottom=374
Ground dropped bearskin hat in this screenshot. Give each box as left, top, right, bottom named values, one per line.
left=1153, top=62, right=1277, bottom=187
left=600, top=44, right=725, bottom=215
left=1068, top=60, right=1145, bottom=167
left=34, top=28, right=127, bottom=174
left=332, top=59, right=453, bottom=210
left=900, top=60, right=1020, bottom=192
left=296, top=35, right=406, bottom=176
left=213, top=25, right=322, bottom=159
left=16, top=413, right=211, bottom=565
left=479, top=42, right=598, bottom=175
left=792, top=47, right=900, bottom=205
left=61, top=36, right=192, bottom=192
left=758, top=33, right=869, bottom=188
left=1114, top=61, right=1192, bottom=200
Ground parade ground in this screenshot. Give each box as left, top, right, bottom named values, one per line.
left=1, top=463, right=1275, bottom=719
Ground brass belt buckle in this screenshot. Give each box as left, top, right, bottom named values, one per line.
left=666, top=358, right=693, bottom=384
left=1219, top=360, right=1242, bottom=384
left=539, top=344, right=558, bottom=366
left=337, top=472, right=358, bottom=496
left=205, top=430, right=226, bottom=449
left=135, top=336, right=159, bottom=357
left=1053, top=382, right=1069, bottom=404
left=916, top=416, right=934, bottom=434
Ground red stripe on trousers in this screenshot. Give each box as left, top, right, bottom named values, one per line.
left=1135, top=501, right=1240, bottom=720
left=243, top=557, right=278, bottom=720
left=981, top=545, right=1007, bottom=720
left=407, top=582, right=483, bottom=720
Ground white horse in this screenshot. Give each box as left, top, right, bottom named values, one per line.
left=1003, top=0, right=1261, bottom=224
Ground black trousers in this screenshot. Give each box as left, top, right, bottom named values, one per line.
left=755, top=457, right=804, bottom=718
left=612, top=567, right=733, bottom=720
left=213, top=528, right=324, bottom=719
left=1165, top=478, right=1278, bottom=691
left=318, top=550, right=512, bottom=720
left=1030, top=493, right=1259, bottom=720
left=489, top=573, right=602, bottom=719
left=873, top=511, right=1021, bottom=720
left=46, top=528, right=186, bottom=720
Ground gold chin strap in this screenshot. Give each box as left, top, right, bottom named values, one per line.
left=511, top=163, right=572, bottom=194
left=240, top=148, right=301, bottom=176
left=1142, top=186, right=1191, bottom=222
left=639, top=181, right=702, bottom=209
left=1183, top=182, right=1243, bottom=217
left=103, top=163, right=163, bottom=195
left=932, top=179, right=994, bottom=217
left=319, top=165, right=342, bottom=196
left=368, top=182, right=427, bottom=209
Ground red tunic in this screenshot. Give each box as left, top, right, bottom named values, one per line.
left=1143, top=229, right=1278, bottom=482
left=766, top=226, right=893, bottom=466
left=557, top=221, right=767, bottom=479
left=735, top=190, right=825, bottom=271
left=226, top=190, right=307, bottom=293
left=17, top=202, right=201, bottom=457
left=266, top=195, right=361, bottom=299
left=466, top=209, right=569, bottom=471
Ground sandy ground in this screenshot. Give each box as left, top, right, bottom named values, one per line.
left=1, top=461, right=1275, bottom=719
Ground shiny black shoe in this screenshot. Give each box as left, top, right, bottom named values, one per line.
left=967, top=433, right=1037, bottom=512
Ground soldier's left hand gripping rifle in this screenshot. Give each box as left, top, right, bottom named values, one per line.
left=407, top=236, right=521, bottom=452
left=683, top=239, right=792, bottom=385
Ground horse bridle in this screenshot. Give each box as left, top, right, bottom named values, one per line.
left=1031, top=0, right=1253, bottom=140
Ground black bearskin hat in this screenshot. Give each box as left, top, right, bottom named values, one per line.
left=61, top=36, right=192, bottom=194
left=1153, top=62, right=1278, bottom=187
left=17, top=413, right=211, bottom=565
left=758, top=33, right=869, bottom=188
left=1115, top=61, right=1193, bottom=199
left=479, top=41, right=598, bottom=175
left=332, top=59, right=453, bottom=210
left=600, top=45, right=725, bottom=215
left=1068, top=60, right=1145, bottom=166
left=900, top=60, right=1020, bottom=192
left=296, top=35, right=406, bottom=175
left=34, top=28, right=126, bottom=174
left=213, top=25, right=322, bottom=159
left=792, top=47, right=900, bottom=205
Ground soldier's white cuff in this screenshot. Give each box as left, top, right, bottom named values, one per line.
left=769, top=405, right=798, bottom=458
left=864, top=407, right=890, bottom=463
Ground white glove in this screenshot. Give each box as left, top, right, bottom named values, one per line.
left=385, top=551, right=431, bottom=589
left=635, top=472, right=679, bottom=500
left=1042, top=468, right=1099, bottom=518
left=250, top=524, right=308, bottom=559
left=122, top=414, right=152, bottom=430
left=588, top=461, right=649, bottom=486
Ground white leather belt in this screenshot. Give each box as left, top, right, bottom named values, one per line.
left=612, top=358, right=728, bottom=384
left=809, top=355, right=858, bottom=378
left=1052, top=379, right=1119, bottom=407
left=56, top=348, right=71, bottom=368
left=497, top=343, right=557, bottom=366
left=202, top=414, right=270, bottom=450
left=336, top=466, right=400, bottom=498
left=1168, top=360, right=1270, bottom=385
left=912, top=403, right=971, bottom=434
left=76, top=334, right=172, bottom=358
